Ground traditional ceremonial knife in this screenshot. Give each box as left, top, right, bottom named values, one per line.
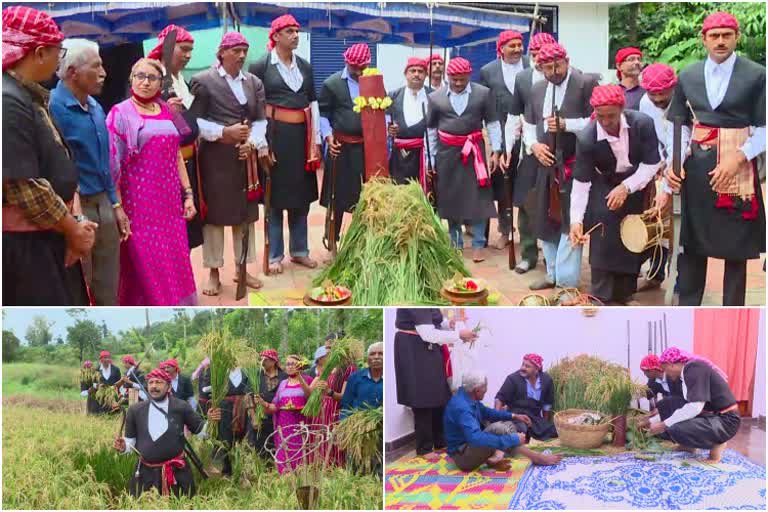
left=160, top=28, right=177, bottom=98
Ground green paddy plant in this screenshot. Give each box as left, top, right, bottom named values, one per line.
left=335, top=406, right=383, bottom=473
left=302, top=337, right=364, bottom=418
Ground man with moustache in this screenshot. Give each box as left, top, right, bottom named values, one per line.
left=427, top=53, right=446, bottom=90
left=480, top=30, right=530, bottom=251
left=666, top=11, right=765, bottom=306
left=250, top=14, right=321, bottom=274
left=387, top=57, right=430, bottom=186
left=148, top=24, right=204, bottom=251
left=50, top=38, right=124, bottom=306
left=523, top=42, right=599, bottom=292
left=161, top=358, right=196, bottom=410
left=114, top=368, right=220, bottom=497
left=190, top=32, right=268, bottom=297
left=615, top=47, right=645, bottom=110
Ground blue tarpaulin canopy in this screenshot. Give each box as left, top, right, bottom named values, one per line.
left=6, top=2, right=538, bottom=48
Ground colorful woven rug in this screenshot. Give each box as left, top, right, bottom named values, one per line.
left=508, top=449, right=766, bottom=509
left=385, top=450, right=530, bottom=510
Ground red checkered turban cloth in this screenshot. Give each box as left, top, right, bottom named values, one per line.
left=404, top=56, right=427, bottom=73
left=536, top=43, right=568, bottom=64
left=528, top=32, right=556, bottom=53
left=161, top=358, right=180, bottom=372
left=82, top=360, right=93, bottom=369
left=122, top=355, right=137, bottom=366
left=497, top=30, right=523, bottom=57
left=99, top=350, right=111, bottom=359
left=2, top=6, right=64, bottom=71
left=446, top=57, right=472, bottom=76
left=261, top=349, right=280, bottom=363
left=640, top=354, right=662, bottom=372
left=702, top=11, right=739, bottom=35
left=615, top=47, right=642, bottom=80
left=343, top=43, right=371, bottom=66
left=523, top=353, right=543, bottom=370
left=267, top=14, right=299, bottom=50
left=146, top=24, right=194, bottom=60
left=428, top=53, right=444, bottom=63
left=146, top=368, right=173, bottom=384
left=641, top=63, right=678, bottom=92
left=590, top=84, right=626, bottom=109
left=219, top=31, right=249, bottom=50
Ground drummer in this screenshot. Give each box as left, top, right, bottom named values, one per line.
left=569, top=85, right=660, bottom=305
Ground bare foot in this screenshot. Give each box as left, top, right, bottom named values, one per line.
left=203, top=270, right=222, bottom=296
left=701, top=442, right=726, bottom=463
left=490, top=235, right=510, bottom=250
left=472, top=248, right=486, bottom=263
left=268, top=261, right=283, bottom=275
left=234, top=272, right=263, bottom=290
left=529, top=452, right=562, bottom=466
left=291, top=256, right=318, bottom=269
left=487, top=459, right=512, bottom=472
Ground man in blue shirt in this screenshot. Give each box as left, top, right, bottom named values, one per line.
left=340, top=342, right=383, bottom=418
left=50, top=39, right=128, bottom=305
left=444, top=371, right=561, bottom=472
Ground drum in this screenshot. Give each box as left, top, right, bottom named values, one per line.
left=620, top=212, right=668, bottom=254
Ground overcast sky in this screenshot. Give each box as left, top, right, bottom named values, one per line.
left=2, top=308, right=212, bottom=343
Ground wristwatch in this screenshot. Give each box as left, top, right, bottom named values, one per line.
left=326, top=388, right=334, bottom=397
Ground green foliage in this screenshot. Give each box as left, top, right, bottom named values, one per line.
left=25, top=315, right=54, bottom=347
left=66, top=319, right=102, bottom=362
left=610, top=2, right=765, bottom=71
left=3, top=329, right=21, bottom=362
left=2, top=363, right=82, bottom=400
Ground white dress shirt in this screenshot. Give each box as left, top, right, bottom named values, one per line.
left=100, top=364, right=112, bottom=381
left=648, top=366, right=706, bottom=428
left=402, top=86, right=429, bottom=128
left=229, top=367, right=243, bottom=388
left=171, top=72, right=194, bottom=109
left=123, top=397, right=208, bottom=454
left=500, top=58, right=524, bottom=95
left=270, top=49, right=321, bottom=145
left=414, top=318, right=460, bottom=346
left=498, top=59, right=524, bottom=154
left=196, top=65, right=268, bottom=149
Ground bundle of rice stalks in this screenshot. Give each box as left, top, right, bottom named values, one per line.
left=94, top=385, right=119, bottom=410
left=78, top=367, right=100, bottom=388
left=302, top=337, right=364, bottom=418
left=71, top=445, right=137, bottom=496
left=334, top=407, right=382, bottom=473
left=314, top=179, right=470, bottom=305
left=239, top=348, right=265, bottom=431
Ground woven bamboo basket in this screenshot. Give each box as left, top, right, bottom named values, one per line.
left=554, top=409, right=611, bottom=449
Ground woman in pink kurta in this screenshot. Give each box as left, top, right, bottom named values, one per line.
left=106, top=58, right=197, bottom=305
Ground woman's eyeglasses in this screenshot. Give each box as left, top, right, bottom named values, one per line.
left=132, top=72, right=161, bottom=83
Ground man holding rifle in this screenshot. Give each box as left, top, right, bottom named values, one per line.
left=523, top=42, right=598, bottom=292
left=250, top=14, right=321, bottom=275
left=114, top=367, right=219, bottom=497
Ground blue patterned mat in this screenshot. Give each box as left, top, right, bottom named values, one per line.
left=508, top=449, right=766, bottom=510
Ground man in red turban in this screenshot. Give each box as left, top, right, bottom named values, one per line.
left=387, top=57, right=430, bottom=189
left=190, top=31, right=269, bottom=297
left=480, top=30, right=531, bottom=251
left=318, top=42, right=372, bottom=251
left=665, top=11, right=764, bottom=307
left=569, top=84, right=661, bottom=304
left=427, top=56, right=502, bottom=262
left=114, top=366, right=218, bottom=497
left=160, top=358, right=196, bottom=409
left=2, top=6, right=98, bottom=306
left=249, top=13, right=322, bottom=274
left=615, top=47, right=645, bottom=109
left=522, top=42, right=598, bottom=293
left=494, top=352, right=557, bottom=441
left=638, top=353, right=684, bottom=427
left=427, top=53, right=445, bottom=90
left=117, top=354, right=146, bottom=403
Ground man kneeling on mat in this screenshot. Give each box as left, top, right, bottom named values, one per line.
left=444, top=371, right=561, bottom=472
left=642, top=347, right=740, bottom=463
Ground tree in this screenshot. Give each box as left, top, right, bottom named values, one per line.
left=2, top=330, right=21, bottom=362
left=66, top=319, right=102, bottom=362
left=25, top=316, right=54, bottom=347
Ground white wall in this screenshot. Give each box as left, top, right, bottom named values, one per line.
left=386, top=307, right=696, bottom=443
left=556, top=2, right=612, bottom=80
left=753, top=309, right=766, bottom=418
left=376, top=44, right=445, bottom=92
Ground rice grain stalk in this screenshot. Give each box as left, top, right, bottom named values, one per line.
left=334, top=407, right=382, bottom=473
left=199, top=331, right=238, bottom=441
left=240, top=348, right=266, bottom=432
left=302, top=337, right=364, bottom=418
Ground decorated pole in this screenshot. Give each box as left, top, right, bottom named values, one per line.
left=356, top=70, right=390, bottom=180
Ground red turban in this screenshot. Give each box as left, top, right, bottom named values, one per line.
left=344, top=43, right=371, bottom=66
left=640, top=354, right=662, bottom=372
left=640, top=63, right=678, bottom=93
left=146, top=24, right=194, bottom=60
left=267, top=14, right=299, bottom=51
left=428, top=53, right=444, bottom=63
left=523, top=353, right=543, bottom=370
left=658, top=347, right=728, bottom=382
left=528, top=32, right=556, bottom=53
left=146, top=368, right=172, bottom=384
left=161, top=358, right=180, bottom=372
left=2, top=6, right=64, bottom=71
left=590, top=84, right=626, bottom=108
left=701, top=11, right=739, bottom=36
left=615, top=47, right=642, bottom=79
left=219, top=31, right=249, bottom=50
left=497, top=30, right=523, bottom=57
left=122, top=355, right=137, bottom=366
left=536, top=43, right=568, bottom=64
left=261, top=349, right=280, bottom=363
left=446, top=57, right=472, bottom=76
left=404, top=56, right=427, bottom=73
left=99, top=350, right=111, bottom=359
left=82, top=360, right=93, bottom=369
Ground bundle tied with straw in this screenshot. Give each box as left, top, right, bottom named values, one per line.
left=335, top=406, right=382, bottom=473
left=302, top=337, right=365, bottom=418
left=314, top=179, right=470, bottom=305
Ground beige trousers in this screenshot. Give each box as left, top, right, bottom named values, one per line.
left=202, top=223, right=257, bottom=269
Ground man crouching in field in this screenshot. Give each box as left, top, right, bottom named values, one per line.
left=114, top=368, right=221, bottom=497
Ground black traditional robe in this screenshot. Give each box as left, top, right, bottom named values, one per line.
left=171, top=373, right=195, bottom=404
left=495, top=370, right=557, bottom=440
left=247, top=369, right=288, bottom=455
left=94, top=364, right=122, bottom=414
left=509, top=67, right=540, bottom=207
left=249, top=54, right=319, bottom=210
left=573, top=110, right=660, bottom=301
left=124, top=396, right=205, bottom=497
left=524, top=69, right=599, bottom=241
left=427, top=83, right=498, bottom=221
left=197, top=370, right=211, bottom=416
left=668, top=56, right=766, bottom=260
left=388, top=86, right=429, bottom=185
left=646, top=377, right=684, bottom=401
left=319, top=70, right=365, bottom=213
left=659, top=361, right=740, bottom=449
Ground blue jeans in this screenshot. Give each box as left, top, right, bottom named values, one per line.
left=540, top=233, right=583, bottom=287
left=448, top=220, right=487, bottom=249
left=268, top=207, right=309, bottom=263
